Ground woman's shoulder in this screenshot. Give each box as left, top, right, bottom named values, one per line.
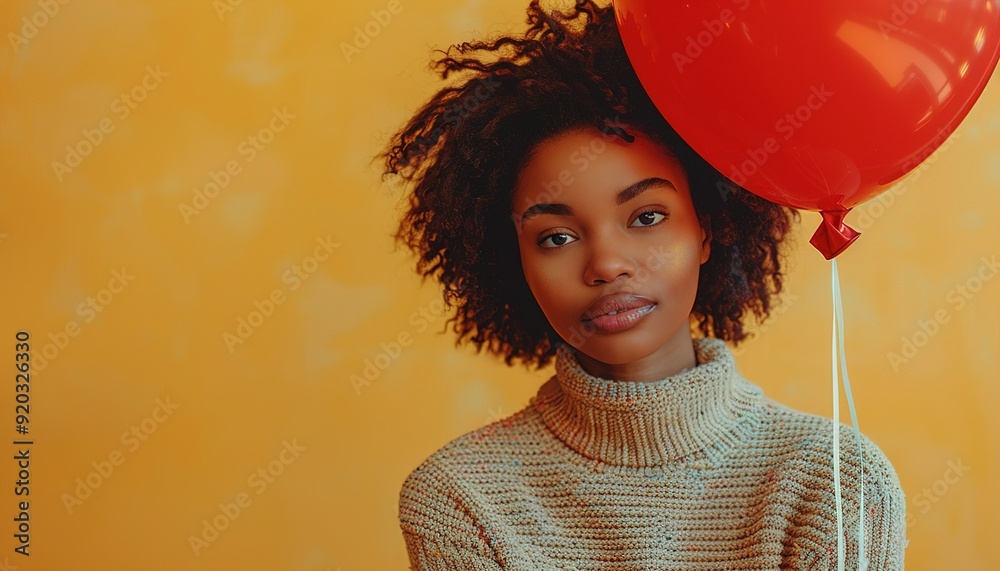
left=396, top=403, right=543, bottom=550
left=399, top=402, right=543, bottom=494
left=758, top=395, right=899, bottom=471
left=755, top=396, right=909, bottom=567
left=755, top=394, right=906, bottom=530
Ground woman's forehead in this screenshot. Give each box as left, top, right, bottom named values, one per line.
left=512, top=128, right=688, bottom=211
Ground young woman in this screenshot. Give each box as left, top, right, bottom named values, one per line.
left=378, top=1, right=907, bottom=569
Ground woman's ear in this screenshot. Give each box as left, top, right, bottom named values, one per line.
left=698, top=215, right=712, bottom=265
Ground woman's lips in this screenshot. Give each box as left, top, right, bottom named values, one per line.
left=582, top=303, right=657, bottom=333
left=581, top=293, right=657, bottom=321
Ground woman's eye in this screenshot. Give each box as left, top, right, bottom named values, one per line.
left=631, top=210, right=667, bottom=227
left=538, top=233, right=577, bottom=249
left=537, top=212, right=667, bottom=249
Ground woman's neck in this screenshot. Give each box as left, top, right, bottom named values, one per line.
left=573, top=328, right=699, bottom=383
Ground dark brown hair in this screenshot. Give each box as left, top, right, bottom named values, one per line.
left=376, top=0, right=799, bottom=369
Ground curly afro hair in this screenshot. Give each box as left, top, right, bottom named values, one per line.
left=376, top=0, right=800, bottom=369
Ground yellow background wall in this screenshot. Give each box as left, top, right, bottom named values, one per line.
left=0, top=0, right=996, bottom=569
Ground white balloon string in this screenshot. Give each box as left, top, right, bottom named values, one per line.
left=832, top=258, right=845, bottom=571
left=832, top=257, right=867, bottom=571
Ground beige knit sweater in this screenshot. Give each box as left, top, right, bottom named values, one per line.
left=399, top=337, right=908, bottom=570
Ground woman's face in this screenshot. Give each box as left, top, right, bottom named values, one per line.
left=511, top=126, right=710, bottom=370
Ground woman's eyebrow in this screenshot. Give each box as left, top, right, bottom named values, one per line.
left=518, top=177, right=675, bottom=224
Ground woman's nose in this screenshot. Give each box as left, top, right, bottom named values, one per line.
left=583, top=234, right=639, bottom=285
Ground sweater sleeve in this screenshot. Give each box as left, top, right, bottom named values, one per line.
left=793, top=426, right=910, bottom=571
left=402, top=531, right=505, bottom=571
left=398, top=462, right=505, bottom=571
left=856, top=436, right=909, bottom=571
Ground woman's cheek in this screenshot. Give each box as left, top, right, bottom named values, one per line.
left=655, top=241, right=699, bottom=272
left=527, top=250, right=573, bottom=286
left=651, top=242, right=703, bottom=299
left=521, top=257, right=567, bottom=314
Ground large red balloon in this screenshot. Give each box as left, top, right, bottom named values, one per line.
left=613, top=0, right=1000, bottom=258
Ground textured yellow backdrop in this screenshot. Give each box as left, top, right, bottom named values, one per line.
left=0, top=0, right=997, bottom=569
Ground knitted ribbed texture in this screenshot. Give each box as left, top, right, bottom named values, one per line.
left=399, top=337, right=908, bottom=570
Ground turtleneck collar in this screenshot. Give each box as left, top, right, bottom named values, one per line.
left=532, top=337, right=765, bottom=468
